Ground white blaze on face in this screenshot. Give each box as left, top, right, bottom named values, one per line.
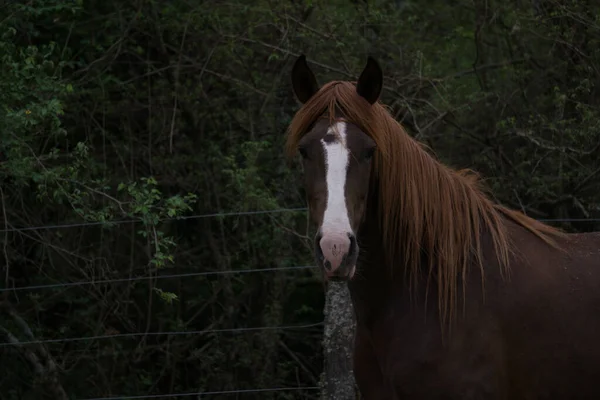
left=320, top=121, right=352, bottom=236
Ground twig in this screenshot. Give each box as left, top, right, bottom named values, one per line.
left=0, top=187, right=9, bottom=286
left=513, top=130, right=599, bottom=155
left=169, top=14, right=191, bottom=153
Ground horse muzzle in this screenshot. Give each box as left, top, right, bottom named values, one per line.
left=315, top=231, right=358, bottom=280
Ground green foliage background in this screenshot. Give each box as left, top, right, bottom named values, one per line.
left=0, top=0, right=599, bottom=398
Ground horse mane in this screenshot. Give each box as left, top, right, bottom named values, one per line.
left=286, top=80, right=564, bottom=325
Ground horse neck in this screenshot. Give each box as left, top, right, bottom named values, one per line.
left=354, top=181, right=408, bottom=281
left=349, top=189, right=408, bottom=324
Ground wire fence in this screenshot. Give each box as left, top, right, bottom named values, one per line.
left=0, top=263, right=324, bottom=398
left=0, top=321, right=324, bottom=348
left=2, top=209, right=597, bottom=294
left=0, top=207, right=309, bottom=233
left=0, top=265, right=318, bottom=293
left=1, top=206, right=599, bottom=233
left=2, top=207, right=599, bottom=398
left=79, top=386, right=321, bottom=400
left=0, top=208, right=326, bottom=397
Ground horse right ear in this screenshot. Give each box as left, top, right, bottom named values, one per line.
left=291, top=54, right=319, bottom=104
left=356, top=56, right=383, bottom=105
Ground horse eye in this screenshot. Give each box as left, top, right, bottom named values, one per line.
left=364, top=147, right=376, bottom=160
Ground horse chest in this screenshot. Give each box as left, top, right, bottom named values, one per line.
left=354, top=311, right=509, bottom=399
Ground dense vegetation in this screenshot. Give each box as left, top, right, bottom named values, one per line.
left=1, top=0, right=599, bottom=398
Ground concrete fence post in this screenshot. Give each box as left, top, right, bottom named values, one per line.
left=320, top=281, right=357, bottom=399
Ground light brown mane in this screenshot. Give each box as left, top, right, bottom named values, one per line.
left=286, top=81, right=564, bottom=324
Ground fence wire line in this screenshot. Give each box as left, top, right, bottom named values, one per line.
left=0, top=322, right=324, bottom=348
left=0, top=265, right=318, bottom=293
left=0, top=207, right=310, bottom=233
left=79, top=386, right=321, bottom=400
left=1, top=207, right=599, bottom=233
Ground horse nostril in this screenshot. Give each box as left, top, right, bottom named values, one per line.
left=317, top=251, right=325, bottom=262
left=314, top=233, right=325, bottom=262
left=348, top=233, right=357, bottom=254
left=315, top=231, right=323, bottom=242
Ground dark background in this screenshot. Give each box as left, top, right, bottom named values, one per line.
left=1, top=0, right=599, bottom=398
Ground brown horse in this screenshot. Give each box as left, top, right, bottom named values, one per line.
left=286, top=54, right=600, bottom=399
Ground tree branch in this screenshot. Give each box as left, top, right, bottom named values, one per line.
left=0, top=303, right=69, bottom=400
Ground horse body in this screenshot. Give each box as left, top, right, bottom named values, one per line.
left=286, top=54, right=600, bottom=399
left=353, top=217, right=600, bottom=399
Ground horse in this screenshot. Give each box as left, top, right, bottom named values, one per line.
left=285, top=54, right=600, bottom=399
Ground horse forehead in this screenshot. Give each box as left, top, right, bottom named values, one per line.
left=322, top=121, right=349, bottom=146
left=324, top=120, right=372, bottom=150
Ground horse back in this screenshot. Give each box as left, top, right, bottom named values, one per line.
left=489, top=228, right=600, bottom=398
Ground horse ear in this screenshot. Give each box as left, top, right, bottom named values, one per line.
left=291, top=54, right=319, bottom=104
left=356, top=56, right=383, bottom=105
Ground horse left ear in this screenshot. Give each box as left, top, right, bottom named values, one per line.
left=291, top=54, right=320, bottom=104
left=356, top=56, right=383, bottom=105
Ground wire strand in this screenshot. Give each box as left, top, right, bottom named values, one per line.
left=0, top=322, right=324, bottom=348
left=78, top=386, right=321, bottom=400
left=1, top=207, right=598, bottom=233
left=0, top=265, right=318, bottom=293
left=0, top=207, right=309, bottom=233
left=538, top=218, right=600, bottom=222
